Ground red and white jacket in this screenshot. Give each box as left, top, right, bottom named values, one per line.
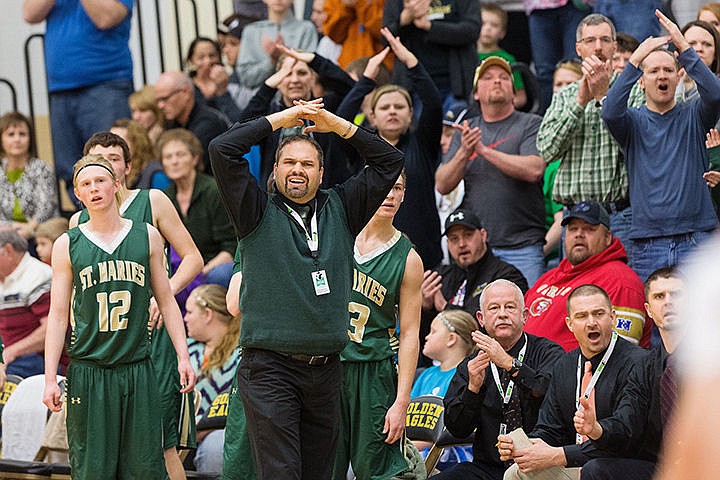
left=524, top=238, right=650, bottom=351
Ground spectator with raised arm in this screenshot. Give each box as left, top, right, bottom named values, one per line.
left=601, top=9, right=720, bottom=282
left=337, top=27, right=443, bottom=268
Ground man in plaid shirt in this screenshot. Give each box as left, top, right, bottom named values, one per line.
left=537, top=13, right=644, bottom=251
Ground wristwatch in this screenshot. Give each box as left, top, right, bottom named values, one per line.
left=595, top=95, right=607, bottom=108
left=508, top=358, right=522, bottom=377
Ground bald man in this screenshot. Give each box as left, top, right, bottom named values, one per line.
left=155, top=71, right=229, bottom=173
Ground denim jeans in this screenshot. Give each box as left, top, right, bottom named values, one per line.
left=492, top=243, right=545, bottom=287
left=195, top=429, right=226, bottom=473
left=628, top=230, right=714, bottom=282
left=6, top=353, right=45, bottom=378
left=528, top=3, right=587, bottom=112
left=205, top=261, right=234, bottom=289
left=50, top=79, right=133, bottom=206
left=594, top=0, right=663, bottom=43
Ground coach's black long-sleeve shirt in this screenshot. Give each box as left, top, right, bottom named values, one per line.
left=530, top=337, right=648, bottom=467
left=444, top=334, right=565, bottom=472
left=209, top=116, right=404, bottom=240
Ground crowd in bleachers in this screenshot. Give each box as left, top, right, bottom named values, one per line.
left=2, top=0, right=720, bottom=478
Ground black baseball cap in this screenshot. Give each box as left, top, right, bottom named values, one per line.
left=561, top=201, right=610, bottom=229
left=443, top=208, right=482, bottom=236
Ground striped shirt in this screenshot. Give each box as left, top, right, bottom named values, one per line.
left=188, top=340, right=241, bottom=421
left=537, top=73, right=645, bottom=206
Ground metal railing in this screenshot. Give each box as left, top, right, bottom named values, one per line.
left=0, top=78, right=18, bottom=112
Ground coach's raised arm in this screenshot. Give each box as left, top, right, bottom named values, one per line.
left=207, top=99, right=403, bottom=479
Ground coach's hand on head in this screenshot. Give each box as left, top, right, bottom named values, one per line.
left=266, top=99, right=323, bottom=130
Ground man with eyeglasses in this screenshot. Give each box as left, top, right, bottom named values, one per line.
left=155, top=71, right=230, bottom=174
left=537, top=14, right=645, bottom=253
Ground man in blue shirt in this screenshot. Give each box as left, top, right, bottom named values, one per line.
left=601, top=9, right=720, bottom=283
left=23, top=0, right=134, bottom=207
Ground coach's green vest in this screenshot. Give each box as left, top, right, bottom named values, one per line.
left=237, top=190, right=353, bottom=355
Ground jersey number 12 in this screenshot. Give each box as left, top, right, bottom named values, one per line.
left=96, top=291, right=131, bottom=332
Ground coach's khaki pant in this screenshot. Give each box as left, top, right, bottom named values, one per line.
left=504, top=462, right=581, bottom=480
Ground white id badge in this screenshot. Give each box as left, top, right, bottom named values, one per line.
left=499, top=423, right=507, bottom=436
left=312, top=270, right=330, bottom=296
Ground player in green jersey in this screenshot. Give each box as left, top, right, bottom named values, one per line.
left=70, top=132, right=203, bottom=479
left=43, top=155, right=196, bottom=479
left=333, top=171, right=424, bottom=480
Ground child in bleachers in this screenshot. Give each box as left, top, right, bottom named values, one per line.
left=34, top=217, right=68, bottom=265
left=411, top=310, right=478, bottom=470
left=477, top=2, right=526, bottom=109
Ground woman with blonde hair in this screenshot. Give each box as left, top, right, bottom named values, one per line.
left=412, top=310, right=478, bottom=399
left=411, top=309, right=478, bottom=470
left=698, top=3, right=720, bottom=32
left=184, top=284, right=241, bottom=473
left=129, top=85, right=164, bottom=145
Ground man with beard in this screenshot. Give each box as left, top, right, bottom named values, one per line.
left=537, top=14, right=644, bottom=249
left=209, top=100, right=403, bottom=479
left=239, top=46, right=355, bottom=188
left=437, top=56, right=546, bottom=287
left=524, top=201, right=650, bottom=351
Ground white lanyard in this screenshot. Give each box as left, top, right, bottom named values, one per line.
left=491, top=334, right=527, bottom=406
left=285, top=202, right=318, bottom=254
left=575, top=331, right=618, bottom=443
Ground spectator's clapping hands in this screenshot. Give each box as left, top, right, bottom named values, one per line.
left=704, top=129, right=720, bottom=187
left=381, top=27, right=418, bottom=68
left=472, top=331, right=513, bottom=370
left=467, top=349, right=490, bottom=393
left=208, top=64, right=230, bottom=96
left=581, top=55, right=612, bottom=101
left=656, top=9, right=690, bottom=52
left=262, top=32, right=285, bottom=63
left=454, top=120, right=481, bottom=161
left=421, top=270, right=446, bottom=311
left=277, top=44, right=316, bottom=65
left=363, top=47, right=391, bottom=81
left=265, top=56, right=297, bottom=88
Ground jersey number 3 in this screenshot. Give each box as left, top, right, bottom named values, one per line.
left=96, top=291, right=131, bottom=332
left=348, top=302, right=370, bottom=343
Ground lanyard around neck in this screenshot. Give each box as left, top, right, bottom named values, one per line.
left=285, top=201, right=318, bottom=254
left=490, top=334, right=528, bottom=405
left=575, top=331, right=618, bottom=411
